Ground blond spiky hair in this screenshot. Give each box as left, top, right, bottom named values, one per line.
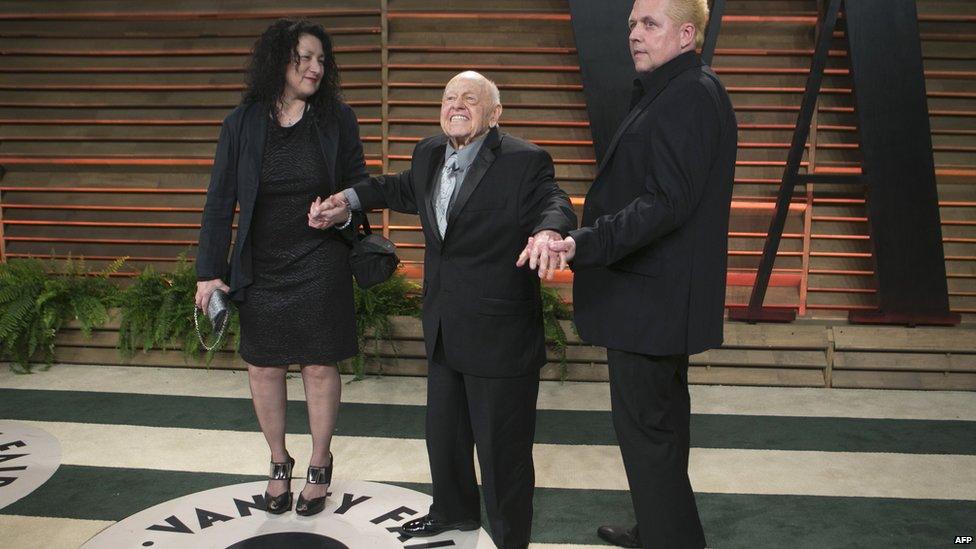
left=666, top=0, right=710, bottom=49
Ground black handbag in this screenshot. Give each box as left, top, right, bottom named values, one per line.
left=349, top=214, right=400, bottom=289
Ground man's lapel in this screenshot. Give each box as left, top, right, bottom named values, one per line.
left=424, top=139, right=448, bottom=247
left=596, top=86, right=660, bottom=175
left=445, top=126, right=501, bottom=235
left=596, top=52, right=703, bottom=176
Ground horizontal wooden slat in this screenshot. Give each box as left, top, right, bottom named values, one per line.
left=0, top=118, right=383, bottom=125
left=834, top=351, right=976, bottom=372
left=689, top=366, right=827, bottom=387
left=831, top=370, right=976, bottom=390
left=0, top=154, right=384, bottom=168
left=0, top=65, right=382, bottom=74
left=0, top=9, right=382, bottom=21
left=833, top=326, right=976, bottom=353
left=0, top=83, right=380, bottom=91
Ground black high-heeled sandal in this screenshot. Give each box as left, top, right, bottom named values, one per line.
left=296, top=452, right=333, bottom=517
left=265, top=455, right=294, bottom=515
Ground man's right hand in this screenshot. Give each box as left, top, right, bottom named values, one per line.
left=195, top=279, right=230, bottom=312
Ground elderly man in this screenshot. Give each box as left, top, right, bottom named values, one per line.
left=530, top=0, right=737, bottom=547
left=310, top=71, right=576, bottom=548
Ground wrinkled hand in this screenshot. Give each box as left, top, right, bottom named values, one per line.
left=308, top=193, right=350, bottom=229
left=516, top=229, right=564, bottom=280
left=548, top=237, right=576, bottom=265
left=195, top=279, right=230, bottom=312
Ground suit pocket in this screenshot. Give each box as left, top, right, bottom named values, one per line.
left=478, top=297, right=535, bottom=316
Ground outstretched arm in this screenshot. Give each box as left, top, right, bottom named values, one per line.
left=514, top=149, right=577, bottom=279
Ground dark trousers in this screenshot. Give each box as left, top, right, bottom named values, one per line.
left=426, top=336, right=540, bottom=549
left=607, top=349, right=706, bottom=549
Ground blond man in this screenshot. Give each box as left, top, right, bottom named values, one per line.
left=538, top=1, right=735, bottom=547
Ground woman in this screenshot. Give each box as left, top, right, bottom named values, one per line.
left=194, top=18, right=365, bottom=517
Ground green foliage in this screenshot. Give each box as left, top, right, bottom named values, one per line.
left=0, top=252, right=577, bottom=383
left=0, top=257, right=123, bottom=373
left=117, top=257, right=239, bottom=364
left=541, top=285, right=573, bottom=381
left=347, top=273, right=422, bottom=380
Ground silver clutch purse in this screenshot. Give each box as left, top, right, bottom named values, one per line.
left=194, top=288, right=231, bottom=351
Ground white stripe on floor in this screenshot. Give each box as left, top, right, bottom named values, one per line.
left=17, top=420, right=976, bottom=500
left=0, top=515, right=111, bottom=549
left=0, top=515, right=601, bottom=549
left=3, top=363, right=975, bottom=420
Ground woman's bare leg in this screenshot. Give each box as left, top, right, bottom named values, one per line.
left=299, top=363, right=341, bottom=499
left=248, top=363, right=290, bottom=496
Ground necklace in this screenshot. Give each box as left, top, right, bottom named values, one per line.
left=276, top=101, right=307, bottom=127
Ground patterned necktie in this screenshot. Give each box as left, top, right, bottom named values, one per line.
left=436, top=153, right=459, bottom=238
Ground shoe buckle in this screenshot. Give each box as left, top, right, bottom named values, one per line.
left=306, top=464, right=332, bottom=484
left=269, top=460, right=293, bottom=480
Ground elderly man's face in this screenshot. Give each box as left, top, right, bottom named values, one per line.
left=628, top=0, right=688, bottom=73
left=439, top=76, right=501, bottom=148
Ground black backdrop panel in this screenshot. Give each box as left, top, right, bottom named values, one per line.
left=568, top=0, right=636, bottom=164
left=845, top=0, right=953, bottom=317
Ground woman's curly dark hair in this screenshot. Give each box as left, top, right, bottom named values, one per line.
left=243, top=18, right=342, bottom=120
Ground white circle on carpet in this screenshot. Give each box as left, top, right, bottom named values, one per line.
left=0, top=420, right=62, bottom=510
left=82, top=479, right=495, bottom=548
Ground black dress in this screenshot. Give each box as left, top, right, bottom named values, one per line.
left=237, top=112, right=358, bottom=366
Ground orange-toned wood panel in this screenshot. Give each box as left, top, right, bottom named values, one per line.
left=0, top=1, right=383, bottom=274
left=0, top=0, right=971, bottom=320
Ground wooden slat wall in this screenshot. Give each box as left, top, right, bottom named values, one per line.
left=50, top=315, right=976, bottom=389
left=716, top=1, right=819, bottom=312
left=0, top=0, right=384, bottom=273
left=0, top=0, right=973, bottom=321
left=811, top=0, right=976, bottom=318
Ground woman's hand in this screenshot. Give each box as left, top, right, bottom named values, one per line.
left=195, top=279, right=230, bottom=312
left=308, top=194, right=350, bottom=229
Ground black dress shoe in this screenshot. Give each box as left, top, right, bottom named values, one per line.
left=397, top=514, right=480, bottom=537
left=597, top=523, right=641, bottom=548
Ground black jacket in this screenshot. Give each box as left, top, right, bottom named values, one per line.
left=570, top=52, right=737, bottom=356
left=353, top=127, right=577, bottom=377
left=196, top=101, right=368, bottom=300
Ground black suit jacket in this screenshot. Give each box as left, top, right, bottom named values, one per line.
left=570, top=51, right=737, bottom=356
left=196, top=101, right=368, bottom=300
left=353, top=127, right=577, bottom=377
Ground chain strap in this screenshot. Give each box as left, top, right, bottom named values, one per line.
left=194, top=307, right=229, bottom=352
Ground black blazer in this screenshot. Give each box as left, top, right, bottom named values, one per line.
left=353, top=127, right=577, bottom=377
left=196, top=101, right=368, bottom=300
left=569, top=52, right=738, bottom=356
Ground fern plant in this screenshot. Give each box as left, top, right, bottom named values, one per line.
left=541, top=285, right=573, bottom=381
left=0, top=257, right=123, bottom=373
left=118, top=256, right=238, bottom=364
left=348, top=272, right=422, bottom=380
